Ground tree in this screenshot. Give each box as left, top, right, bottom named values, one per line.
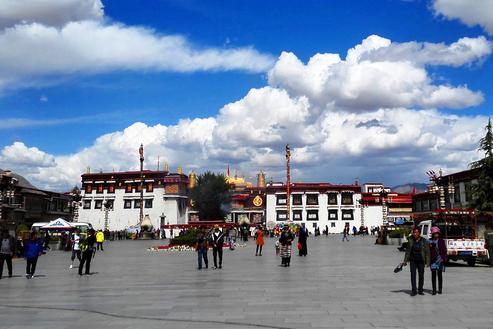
left=189, top=172, right=231, bottom=220
left=470, top=118, right=493, bottom=214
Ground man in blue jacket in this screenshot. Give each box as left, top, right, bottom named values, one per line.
left=24, top=232, right=43, bottom=279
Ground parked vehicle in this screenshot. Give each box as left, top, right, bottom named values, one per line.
left=415, top=210, right=489, bottom=267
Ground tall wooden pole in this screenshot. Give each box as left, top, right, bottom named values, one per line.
left=285, top=144, right=291, bottom=222
left=139, top=144, right=144, bottom=224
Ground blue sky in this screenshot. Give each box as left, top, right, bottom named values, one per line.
left=0, top=0, right=492, bottom=190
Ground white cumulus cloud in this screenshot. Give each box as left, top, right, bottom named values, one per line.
left=268, top=35, right=487, bottom=111
left=432, top=0, right=493, bottom=35
left=0, top=35, right=490, bottom=190
left=0, top=0, right=274, bottom=92
left=0, top=0, right=103, bottom=28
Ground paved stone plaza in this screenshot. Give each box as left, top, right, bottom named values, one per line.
left=0, top=235, right=492, bottom=329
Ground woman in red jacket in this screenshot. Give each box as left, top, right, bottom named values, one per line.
left=255, top=226, right=265, bottom=256
left=429, top=226, right=447, bottom=295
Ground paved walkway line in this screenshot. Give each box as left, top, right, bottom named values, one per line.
left=0, top=304, right=293, bottom=329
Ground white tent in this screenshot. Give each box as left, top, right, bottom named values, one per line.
left=40, top=218, right=74, bottom=230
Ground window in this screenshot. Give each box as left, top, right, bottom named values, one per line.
left=328, top=209, right=338, bottom=221
left=429, top=199, right=438, bottom=211
left=342, top=210, right=354, bottom=220
left=134, top=200, right=142, bottom=209
left=307, top=210, right=319, bottom=221
left=146, top=183, right=153, bottom=192
left=85, top=184, right=92, bottom=194
left=423, top=200, right=430, bottom=211
left=126, top=184, right=132, bottom=193
left=341, top=193, right=353, bottom=205
left=276, top=194, right=287, bottom=205
left=306, top=194, right=319, bottom=205
left=124, top=200, right=132, bottom=209
left=292, top=210, right=302, bottom=221
left=108, top=184, right=115, bottom=194
left=292, top=194, right=302, bottom=205
left=105, top=200, right=114, bottom=209
left=276, top=210, right=287, bottom=221
left=331, top=222, right=336, bottom=228
left=145, top=199, right=153, bottom=208
left=464, top=182, right=472, bottom=204
left=96, top=184, right=103, bottom=194
left=94, top=200, right=103, bottom=209
left=83, top=200, right=91, bottom=209
left=327, top=193, right=338, bottom=205
left=453, top=184, right=460, bottom=203
left=136, top=184, right=142, bottom=192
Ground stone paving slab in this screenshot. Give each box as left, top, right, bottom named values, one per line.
left=0, top=235, right=492, bottom=329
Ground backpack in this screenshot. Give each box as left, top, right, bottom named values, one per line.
left=79, top=234, right=89, bottom=252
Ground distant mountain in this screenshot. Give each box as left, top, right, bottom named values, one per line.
left=391, top=183, right=428, bottom=194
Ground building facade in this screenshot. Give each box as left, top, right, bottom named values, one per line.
left=265, top=182, right=362, bottom=234
left=361, top=183, right=413, bottom=227
left=0, top=169, right=74, bottom=232
left=78, top=170, right=189, bottom=231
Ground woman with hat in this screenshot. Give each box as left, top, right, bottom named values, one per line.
left=429, top=226, right=447, bottom=295
left=279, top=226, right=294, bottom=267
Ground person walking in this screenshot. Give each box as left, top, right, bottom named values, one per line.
left=279, top=226, right=294, bottom=267
left=43, top=232, right=51, bottom=251
left=429, top=226, right=447, bottom=295
left=298, top=225, right=308, bottom=257
left=195, top=230, right=209, bottom=270
left=210, top=225, right=224, bottom=269
left=404, top=227, right=430, bottom=296
left=96, top=230, right=105, bottom=251
left=255, top=225, right=265, bottom=256
left=69, top=229, right=81, bottom=269
left=228, top=227, right=237, bottom=250
left=24, top=232, right=43, bottom=279
left=79, top=229, right=96, bottom=276
left=0, top=229, right=15, bottom=279
left=342, top=224, right=350, bottom=242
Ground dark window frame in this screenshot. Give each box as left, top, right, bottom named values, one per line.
left=341, top=209, right=354, bottom=220
left=292, top=210, right=303, bottom=221
left=306, top=210, right=319, bottom=221
left=327, top=193, right=338, bottom=205
left=276, top=194, right=287, bottom=206
left=341, top=192, right=353, bottom=205
left=328, top=209, right=338, bottom=221
left=276, top=210, right=287, bottom=221
left=94, top=200, right=103, bottom=209
left=292, top=194, right=302, bottom=205
left=134, top=199, right=142, bottom=209
left=83, top=200, right=91, bottom=209
left=306, top=194, right=319, bottom=205
left=145, top=199, right=153, bottom=209
left=124, top=200, right=132, bottom=209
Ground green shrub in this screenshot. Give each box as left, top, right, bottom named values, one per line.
left=170, top=228, right=201, bottom=246
left=388, top=228, right=412, bottom=239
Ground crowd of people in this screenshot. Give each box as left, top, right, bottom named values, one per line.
left=1, top=223, right=448, bottom=297
left=0, top=228, right=108, bottom=279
